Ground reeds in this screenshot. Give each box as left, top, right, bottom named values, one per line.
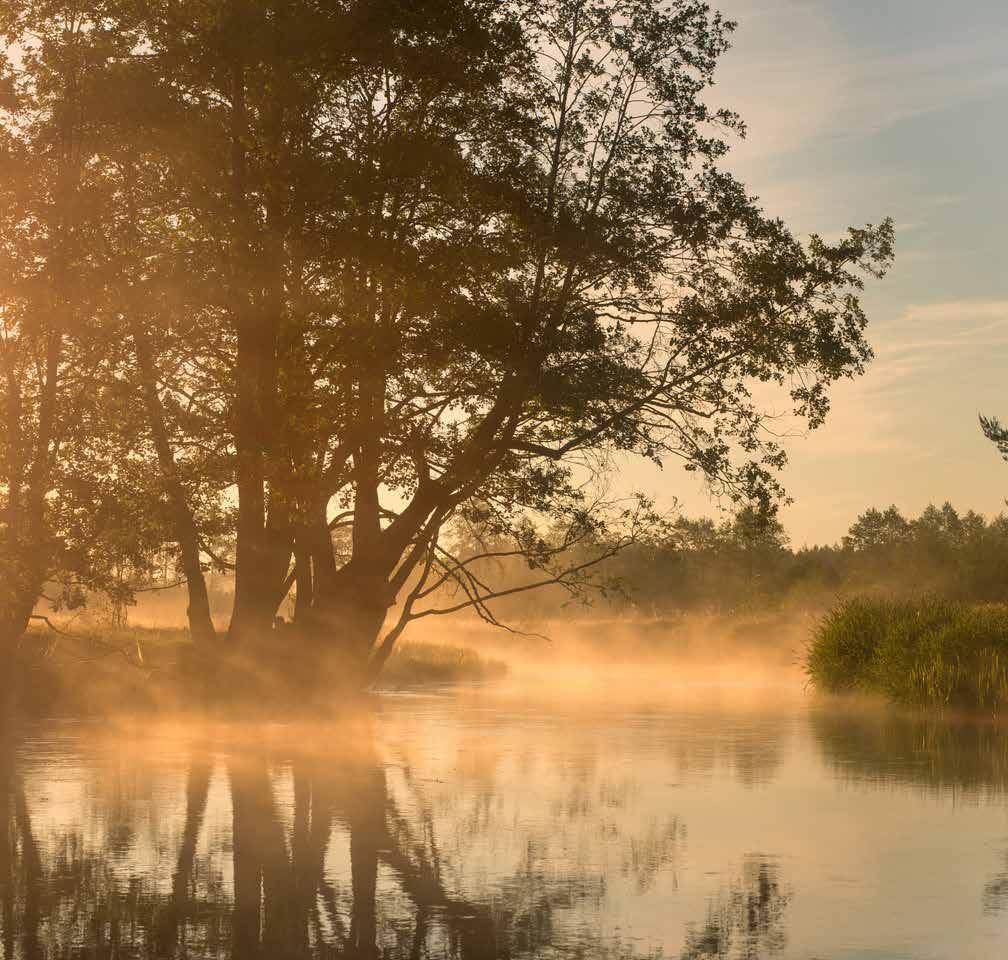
left=377, top=642, right=508, bottom=687
left=806, top=596, right=1008, bottom=711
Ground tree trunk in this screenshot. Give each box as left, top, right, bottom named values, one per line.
left=292, top=534, right=312, bottom=622
left=226, top=44, right=294, bottom=648
left=0, top=349, right=33, bottom=649
left=131, top=322, right=217, bottom=649
left=0, top=606, right=32, bottom=651
left=2, top=347, right=23, bottom=554
left=284, top=562, right=390, bottom=693
left=227, top=38, right=264, bottom=645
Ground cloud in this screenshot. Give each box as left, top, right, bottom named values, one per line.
left=875, top=300, right=1008, bottom=357
left=714, top=1, right=1008, bottom=170
left=713, top=0, right=851, bottom=166
left=896, top=299, right=1008, bottom=327
left=763, top=301, right=1008, bottom=474
left=631, top=3, right=1008, bottom=544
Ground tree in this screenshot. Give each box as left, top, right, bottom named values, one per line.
left=223, top=0, right=891, bottom=684
left=4, top=0, right=894, bottom=691
left=842, top=506, right=910, bottom=552
left=981, top=414, right=1008, bottom=462
left=0, top=3, right=166, bottom=645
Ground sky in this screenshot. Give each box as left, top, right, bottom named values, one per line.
left=632, top=0, right=1008, bottom=546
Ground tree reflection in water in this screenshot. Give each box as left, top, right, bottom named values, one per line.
left=983, top=853, right=1008, bottom=916
left=679, top=858, right=789, bottom=960
left=0, top=714, right=790, bottom=959
left=812, top=704, right=1008, bottom=929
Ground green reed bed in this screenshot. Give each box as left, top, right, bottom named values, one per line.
left=806, top=596, right=1008, bottom=711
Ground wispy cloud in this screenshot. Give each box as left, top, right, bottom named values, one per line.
left=876, top=300, right=1008, bottom=355
left=896, top=299, right=1008, bottom=328
left=715, top=1, right=1008, bottom=168
left=843, top=302, right=1008, bottom=409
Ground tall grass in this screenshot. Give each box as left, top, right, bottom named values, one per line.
left=806, top=596, right=1008, bottom=711
left=379, top=642, right=508, bottom=687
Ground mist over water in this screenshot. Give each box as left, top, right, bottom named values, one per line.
left=1, top=0, right=999, bottom=954
left=2, top=643, right=1008, bottom=960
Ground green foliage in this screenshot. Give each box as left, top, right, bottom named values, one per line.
left=805, top=596, right=889, bottom=692
left=806, top=596, right=1008, bottom=711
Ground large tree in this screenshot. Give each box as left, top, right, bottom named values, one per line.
left=4, top=0, right=894, bottom=691
left=207, top=0, right=891, bottom=686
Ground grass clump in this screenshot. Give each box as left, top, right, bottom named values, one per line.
left=378, top=642, right=508, bottom=688
left=807, top=596, right=1008, bottom=711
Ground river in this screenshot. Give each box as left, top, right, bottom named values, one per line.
left=2, top=663, right=1007, bottom=958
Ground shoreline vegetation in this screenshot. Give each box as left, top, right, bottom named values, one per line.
left=10, top=609, right=810, bottom=715
left=806, top=596, right=1008, bottom=712
left=10, top=625, right=509, bottom=716
left=21, top=597, right=1008, bottom=718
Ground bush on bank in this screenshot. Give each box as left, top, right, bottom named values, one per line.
left=806, top=596, right=1008, bottom=711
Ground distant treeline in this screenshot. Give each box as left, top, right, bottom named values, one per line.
left=592, top=503, right=1008, bottom=616
left=92, top=501, right=1008, bottom=629
left=455, top=502, right=1008, bottom=622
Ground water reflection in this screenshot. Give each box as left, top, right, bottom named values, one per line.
left=662, top=719, right=785, bottom=789
left=0, top=712, right=765, bottom=960
left=12, top=690, right=1008, bottom=959
left=983, top=853, right=1008, bottom=916
left=680, top=858, right=789, bottom=960
left=810, top=702, right=1008, bottom=798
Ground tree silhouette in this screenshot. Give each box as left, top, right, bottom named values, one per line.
left=0, top=0, right=893, bottom=690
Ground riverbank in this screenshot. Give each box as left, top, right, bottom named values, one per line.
left=806, top=596, right=1008, bottom=711
left=10, top=625, right=508, bottom=715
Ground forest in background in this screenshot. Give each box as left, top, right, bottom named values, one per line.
left=598, top=501, right=1008, bottom=617
left=389, top=500, right=1008, bottom=627
left=87, top=500, right=1008, bottom=633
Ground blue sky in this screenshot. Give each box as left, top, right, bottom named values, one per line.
left=636, top=0, right=1008, bottom=545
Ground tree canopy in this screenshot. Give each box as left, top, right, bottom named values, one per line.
left=0, top=0, right=893, bottom=690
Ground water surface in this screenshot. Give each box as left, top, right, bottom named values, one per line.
left=3, top=665, right=1008, bottom=958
